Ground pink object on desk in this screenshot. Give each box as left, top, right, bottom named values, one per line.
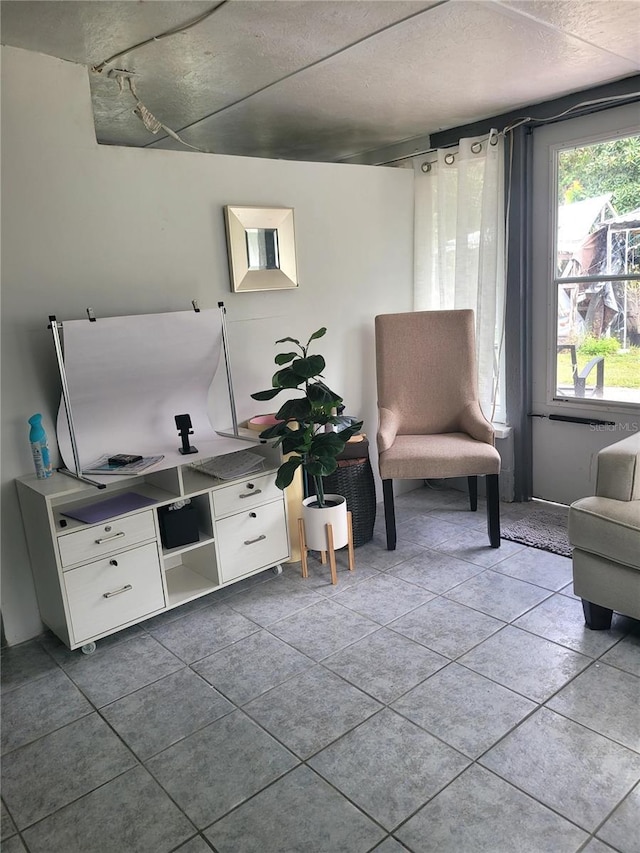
left=248, top=414, right=282, bottom=431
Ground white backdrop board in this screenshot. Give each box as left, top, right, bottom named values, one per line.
left=55, top=309, right=247, bottom=476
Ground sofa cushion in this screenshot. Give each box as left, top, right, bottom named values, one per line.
left=569, top=496, right=640, bottom=571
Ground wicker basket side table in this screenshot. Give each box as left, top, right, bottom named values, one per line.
left=321, top=438, right=376, bottom=547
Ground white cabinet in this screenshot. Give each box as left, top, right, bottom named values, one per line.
left=16, top=444, right=289, bottom=653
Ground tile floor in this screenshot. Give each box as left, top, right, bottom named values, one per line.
left=2, top=486, right=639, bottom=853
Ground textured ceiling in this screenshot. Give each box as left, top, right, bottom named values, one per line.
left=1, top=0, right=639, bottom=163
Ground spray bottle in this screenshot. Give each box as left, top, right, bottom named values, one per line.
left=28, top=414, right=53, bottom=479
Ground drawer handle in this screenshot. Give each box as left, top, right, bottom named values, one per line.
left=244, top=534, right=266, bottom=546
left=239, top=489, right=262, bottom=499
left=95, top=531, right=126, bottom=545
left=103, top=583, right=133, bottom=599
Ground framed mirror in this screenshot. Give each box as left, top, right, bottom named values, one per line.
left=224, top=206, right=298, bottom=292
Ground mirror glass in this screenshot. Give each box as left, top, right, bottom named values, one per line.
left=246, top=228, right=280, bottom=270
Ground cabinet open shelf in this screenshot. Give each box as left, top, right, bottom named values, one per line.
left=161, top=531, right=215, bottom=558
left=163, top=538, right=220, bottom=607
left=180, top=466, right=224, bottom=495
left=51, top=481, right=178, bottom=534
left=164, top=563, right=219, bottom=608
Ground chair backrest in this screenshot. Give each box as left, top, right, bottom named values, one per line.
left=375, top=309, right=479, bottom=435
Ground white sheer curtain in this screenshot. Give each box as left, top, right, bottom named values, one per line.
left=414, top=131, right=506, bottom=420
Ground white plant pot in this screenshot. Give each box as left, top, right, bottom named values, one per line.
left=302, top=494, right=348, bottom=551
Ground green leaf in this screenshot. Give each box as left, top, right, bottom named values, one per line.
left=292, top=354, right=325, bottom=379
left=312, top=448, right=345, bottom=466
left=306, top=458, right=337, bottom=477
left=310, top=432, right=345, bottom=454
left=307, top=382, right=342, bottom=408
left=307, top=328, right=327, bottom=345
left=276, top=397, right=312, bottom=421
left=274, top=352, right=297, bottom=366
left=275, top=336, right=301, bottom=347
left=258, top=422, right=287, bottom=440
left=275, top=457, right=302, bottom=490
left=281, top=427, right=310, bottom=454
left=272, top=367, right=304, bottom=389
left=251, top=388, right=282, bottom=401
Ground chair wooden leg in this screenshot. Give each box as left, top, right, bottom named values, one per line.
left=346, top=511, right=355, bottom=572
left=468, top=476, right=478, bottom=512
left=298, top=518, right=308, bottom=578
left=486, top=474, right=500, bottom=548
left=383, top=479, right=396, bottom=551
left=325, top=523, right=338, bottom=585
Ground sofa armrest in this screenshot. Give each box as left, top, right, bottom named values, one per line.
left=596, top=432, right=640, bottom=501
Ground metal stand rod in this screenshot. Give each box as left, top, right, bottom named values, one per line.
left=217, top=301, right=239, bottom=436
left=49, top=316, right=106, bottom=489
left=215, top=430, right=262, bottom=444
left=58, top=468, right=107, bottom=489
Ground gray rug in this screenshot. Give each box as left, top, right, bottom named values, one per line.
left=501, top=509, right=572, bottom=557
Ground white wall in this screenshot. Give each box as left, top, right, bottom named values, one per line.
left=1, top=46, right=414, bottom=645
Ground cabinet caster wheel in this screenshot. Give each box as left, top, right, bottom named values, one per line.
left=80, top=642, right=97, bottom=655
left=272, top=565, right=283, bottom=575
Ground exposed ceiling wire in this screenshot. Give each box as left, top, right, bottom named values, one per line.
left=92, top=4, right=227, bottom=153
left=114, top=74, right=205, bottom=153
left=91, top=1, right=227, bottom=73
left=501, top=91, right=640, bottom=134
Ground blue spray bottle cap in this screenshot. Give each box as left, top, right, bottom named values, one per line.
left=28, top=413, right=46, bottom=443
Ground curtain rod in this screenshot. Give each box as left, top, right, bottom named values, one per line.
left=385, top=91, right=640, bottom=168
left=380, top=129, right=499, bottom=168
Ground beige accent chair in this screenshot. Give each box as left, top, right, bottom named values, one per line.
left=568, top=431, right=640, bottom=629
left=375, top=309, right=501, bottom=550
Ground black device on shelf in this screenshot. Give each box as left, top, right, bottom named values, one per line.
left=157, top=503, right=199, bottom=549
left=175, top=413, right=198, bottom=455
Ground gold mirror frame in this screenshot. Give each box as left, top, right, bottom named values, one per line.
left=224, top=206, right=298, bottom=292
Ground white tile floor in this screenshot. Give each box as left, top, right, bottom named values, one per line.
left=1, top=486, right=639, bottom=853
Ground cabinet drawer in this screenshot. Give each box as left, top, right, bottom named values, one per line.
left=65, top=543, right=164, bottom=643
left=217, top=501, right=289, bottom=582
left=58, top=511, right=156, bottom=568
left=212, top=472, right=281, bottom=518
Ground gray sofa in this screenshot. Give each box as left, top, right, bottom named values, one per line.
left=568, top=431, right=640, bottom=629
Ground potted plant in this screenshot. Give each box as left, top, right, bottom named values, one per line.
left=251, top=327, right=362, bottom=551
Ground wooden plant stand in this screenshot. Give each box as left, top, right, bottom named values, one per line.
left=298, top=511, right=355, bottom=585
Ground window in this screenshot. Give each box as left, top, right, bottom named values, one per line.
left=553, top=133, right=640, bottom=405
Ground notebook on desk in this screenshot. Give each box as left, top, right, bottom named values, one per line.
left=61, top=492, right=156, bottom=524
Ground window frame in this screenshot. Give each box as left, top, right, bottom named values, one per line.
left=546, top=128, right=640, bottom=413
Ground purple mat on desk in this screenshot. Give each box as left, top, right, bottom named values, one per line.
left=61, top=492, right=156, bottom=523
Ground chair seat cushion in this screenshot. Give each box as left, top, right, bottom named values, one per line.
left=378, top=433, right=500, bottom=480
left=569, top=496, right=640, bottom=571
